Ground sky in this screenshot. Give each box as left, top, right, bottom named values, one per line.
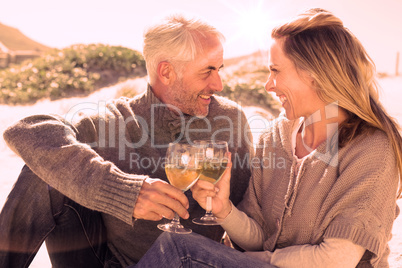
left=1, top=0, right=402, bottom=74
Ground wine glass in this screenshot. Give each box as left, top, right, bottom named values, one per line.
left=157, top=143, right=202, bottom=234
left=192, top=140, right=229, bottom=225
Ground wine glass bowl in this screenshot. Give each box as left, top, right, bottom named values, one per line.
left=192, top=140, right=229, bottom=225
left=165, top=161, right=200, bottom=191
left=157, top=143, right=202, bottom=234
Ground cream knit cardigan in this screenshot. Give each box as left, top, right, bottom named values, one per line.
left=237, top=116, right=399, bottom=267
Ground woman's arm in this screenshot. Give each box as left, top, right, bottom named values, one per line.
left=220, top=205, right=366, bottom=267
left=269, top=238, right=365, bottom=268
left=192, top=154, right=263, bottom=251
left=220, top=204, right=265, bottom=251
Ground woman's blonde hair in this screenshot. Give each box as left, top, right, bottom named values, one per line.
left=143, top=14, right=224, bottom=85
left=272, top=8, right=402, bottom=197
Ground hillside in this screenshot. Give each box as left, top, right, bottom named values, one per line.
left=0, top=43, right=146, bottom=104
left=221, top=50, right=281, bottom=116
left=0, top=22, right=50, bottom=52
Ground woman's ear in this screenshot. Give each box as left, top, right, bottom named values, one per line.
left=307, top=72, right=318, bottom=88
left=157, top=61, right=176, bottom=85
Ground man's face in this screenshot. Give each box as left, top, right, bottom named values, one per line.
left=167, top=35, right=224, bottom=117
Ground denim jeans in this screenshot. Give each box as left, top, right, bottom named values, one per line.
left=0, top=165, right=111, bottom=268
left=135, top=232, right=275, bottom=268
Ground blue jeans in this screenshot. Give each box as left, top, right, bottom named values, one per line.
left=0, top=165, right=114, bottom=267
left=135, top=232, right=275, bottom=268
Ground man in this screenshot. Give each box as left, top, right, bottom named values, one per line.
left=0, top=15, right=253, bottom=267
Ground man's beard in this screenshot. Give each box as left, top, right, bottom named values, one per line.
left=169, top=80, right=210, bottom=118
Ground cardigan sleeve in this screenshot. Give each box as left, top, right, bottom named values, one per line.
left=316, top=130, right=399, bottom=267
left=220, top=204, right=265, bottom=251
left=235, top=127, right=279, bottom=244
left=3, top=103, right=146, bottom=225
left=270, top=238, right=365, bottom=268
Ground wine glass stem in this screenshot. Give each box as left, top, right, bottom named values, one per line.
left=172, top=212, right=180, bottom=227
left=206, top=196, right=213, bottom=214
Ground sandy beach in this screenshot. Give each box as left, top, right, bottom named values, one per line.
left=1, top=76, right=402, bottom=267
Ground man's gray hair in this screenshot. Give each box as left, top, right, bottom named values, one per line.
left=143, top=14, right=225, bottom=85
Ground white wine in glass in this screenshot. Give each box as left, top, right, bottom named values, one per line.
left=157, top=143, right=202, bottom=234
left=192, top=140, right=229, bottom=226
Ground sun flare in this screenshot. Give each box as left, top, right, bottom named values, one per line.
left=237, top=8, right=271, bottom=45
left=221, top=0, right=274, bottom=54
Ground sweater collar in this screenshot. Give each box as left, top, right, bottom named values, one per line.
left=140, top=84, right=199, bottom=139
left=279, top=115, right=338, bottom=165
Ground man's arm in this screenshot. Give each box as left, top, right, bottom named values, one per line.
left=4, top=112, right=188, bottom=224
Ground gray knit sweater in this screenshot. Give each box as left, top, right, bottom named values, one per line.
left=4, top=85, right=253, bottom=266
left=238, top=115, right=399, bottom=268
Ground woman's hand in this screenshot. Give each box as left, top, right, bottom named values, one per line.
left=191, top=153, right=233, bottom=219
left=244, top=251, right=273, bottom=264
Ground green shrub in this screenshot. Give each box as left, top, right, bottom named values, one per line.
left=219, top=81, right=280, bottom=116
left=0, top=44, right=146, bottom=104
left=219, top=64, right=281, bottom=116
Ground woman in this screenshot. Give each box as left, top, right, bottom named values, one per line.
left=136, top=8, right=402, bottom=268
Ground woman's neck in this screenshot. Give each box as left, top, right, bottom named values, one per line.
left=295, top=104, right=348, bottom=158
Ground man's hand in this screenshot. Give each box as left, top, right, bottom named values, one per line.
left=133, top=178, right=189, bottom=221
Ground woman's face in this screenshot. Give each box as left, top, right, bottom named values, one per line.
left=265, top=38, right=326, bottom=120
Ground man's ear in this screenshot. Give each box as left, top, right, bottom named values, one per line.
left=157, top=61, right=176, bottom=85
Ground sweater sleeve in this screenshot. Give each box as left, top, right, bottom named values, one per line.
left=3, top=108, right=146, bottom=225
left=220, top=204, right=265, bottom=251
left=220, top=206, right=366, bottom=266
left=270, top=238, right=365, bottom=268
left=316, top=130, right=399, bottom=267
